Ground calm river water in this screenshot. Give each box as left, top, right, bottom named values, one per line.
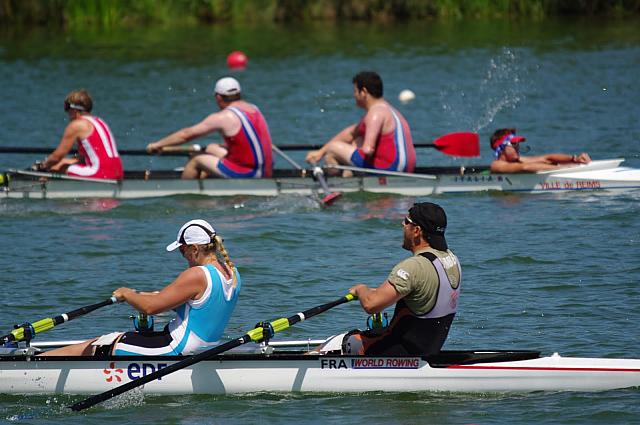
left=1, top=18, right=639, bottom=425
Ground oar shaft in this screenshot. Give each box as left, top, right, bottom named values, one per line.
left=1, top=297, right=117, bottom=345
left=326, top=164, right=437, bottom=180
left=277, top=143, right=438, bottom=150
left=0, top=147, right=194, bottom=156
left=0, top=143, right=441, bottom=156
left=250, top=294, right=356, bottom=337
left=71, top=335, right=246, bottom=411
left=272, top=145, right=304, bottom=171
left=70, top=294, right=355, bottom=411
left=312, top=166, right=333, bottom=193
left=310, top=164, right=342, bottom=205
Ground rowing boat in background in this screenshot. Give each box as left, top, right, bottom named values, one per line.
left=2, top=159, right=639, bottom=200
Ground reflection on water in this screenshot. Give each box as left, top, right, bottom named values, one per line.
left=80, top=198, right=121, bottom=212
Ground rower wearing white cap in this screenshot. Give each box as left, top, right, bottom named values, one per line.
left=40, top=219, right=241, bottom=357
left=147, top=77, right=273, bottom=179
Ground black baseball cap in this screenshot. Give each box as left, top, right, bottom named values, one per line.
left=408, top=202, right=448, bottom=251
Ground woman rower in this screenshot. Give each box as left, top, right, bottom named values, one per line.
left=40, top=219, right=241, bottom=357
left=39, top=89, right=124, bottom=180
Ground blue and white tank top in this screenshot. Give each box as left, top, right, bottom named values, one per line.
left=168, top=264, right=241, bottom=354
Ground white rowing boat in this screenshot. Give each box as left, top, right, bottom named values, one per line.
left=1, top=340, right=639, bottom=395
left=2, top=159, right=639, bottom=200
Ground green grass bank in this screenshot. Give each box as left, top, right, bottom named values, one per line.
left=2, top=0, right=640, bottom=29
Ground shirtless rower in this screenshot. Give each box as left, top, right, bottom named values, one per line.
left=147, top=77, right=273, bottom=179
left=305, top=71, right=416, bottom=175
left=490, top=128, right=591, bottom=173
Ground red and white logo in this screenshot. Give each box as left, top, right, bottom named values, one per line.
left=103, top=362, right=124, bottom=383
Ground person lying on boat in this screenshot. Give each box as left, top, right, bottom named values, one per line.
left=490, top=128, right=591, bottom=173
left=39, top=219, right=241, bottom=357
left=146, top=77, right=273, bottom=179
left=314, top=202, right=461, bottom=356
left=305, top=71, right=416, bottom=176
left=35, top=89, right=123, bottom=180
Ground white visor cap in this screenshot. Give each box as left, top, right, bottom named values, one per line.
left=166, top=219, right=216, bottom=252
left=214, top=77, right=241, bottom=96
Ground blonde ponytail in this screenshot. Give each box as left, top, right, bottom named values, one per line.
left=214, top=235, right=237, bottom=287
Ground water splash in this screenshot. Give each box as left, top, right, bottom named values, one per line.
left=438, top=48, right=531, bottom=133
left=472, top=48, right=530, bottom=132
left=102, top=386, right=146, bottom=409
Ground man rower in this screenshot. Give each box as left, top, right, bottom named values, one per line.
left=305, top=71, right=416, bottom=175
left=490, top=128, right=591, bottom=173
left=38, top=89, right=123, bottom=180
left=316, top=202, right=461, bottom=356
left=147, top=77, right=273, bottom=179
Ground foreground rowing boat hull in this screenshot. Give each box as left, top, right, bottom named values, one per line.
left=1, top=352, right=639, bottom=395
left=2, top=159, right=640, bottom=199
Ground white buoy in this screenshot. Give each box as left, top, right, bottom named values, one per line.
left=398, top=89, right=416, bottom=104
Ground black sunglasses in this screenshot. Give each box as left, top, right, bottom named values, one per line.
left=403, top=216, right=417, bottom=226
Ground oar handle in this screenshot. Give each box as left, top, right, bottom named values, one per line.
left=70, top=294, right=355, bottom=412
left=63, top=296, right=119, bottom=322
left=158, top=145, right=202, bottom=154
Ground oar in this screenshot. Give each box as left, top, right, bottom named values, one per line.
left=271, top=145, right=342, bottom=205
left=0, top=146, right=201, bottom=156
left=310, top=163, right=342, bottom=205
left=1, top=296, right=118, bottom=345
left=268, top=132, right=479, bottom=156
left=9, top=169, right=119, bottom=184
left=262, top=135, right=480, bottom=154
left=326, top=164, right=437, bottom=180
left=70, top=293, right=355, bottom=411
left=427, top=132, right=480, bottom=157
left=0, top=133, right=479, bottom=156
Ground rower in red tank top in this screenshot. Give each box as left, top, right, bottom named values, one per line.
left=66, top=116, right=123, bottom=179
left=40, top=89, right=123, bottom=180
left=352, top=105, right=415, bottom=172
left=147, top=77, right=273, bottom=179
left=306, top=71, right=416, bottom=175
left=218, top=105, right=273, bottom=178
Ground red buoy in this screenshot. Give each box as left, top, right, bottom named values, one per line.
left=227, top=51, right=248, bottom=70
